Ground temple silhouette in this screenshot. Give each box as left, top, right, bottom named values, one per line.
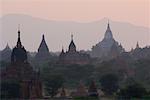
left=58, top=34, right=90, bottom=65
left=91, top=22, right=125, bottom=59
left=1, top=28, right=42, bottom=99
left=34, top=34, right=51, bottom=64
left=1, top=22, right=150, bottom=99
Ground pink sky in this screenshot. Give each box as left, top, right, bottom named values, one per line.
left=0, top=0, right=150, bottom=27
left=0, top=0, right=149, bottom=51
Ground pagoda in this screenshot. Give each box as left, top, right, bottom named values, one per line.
left=73, top=81, right=88, bottom=97
left=91, top=22, right=125, bottom=59
left=34, top=34, right=51, bottom=64
left=59, top=34, right=90, bottom=65
left=88, top=80, right=98, bottom=97
left=0, top=43, right=11, bottom=62
left=1, top=27, right=42, bottom=99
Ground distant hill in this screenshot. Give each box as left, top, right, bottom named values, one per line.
left=0, top=14, right=150, bottom=52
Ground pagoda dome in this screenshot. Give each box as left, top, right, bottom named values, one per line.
left=104, top=22, right=113, bottom=40
left=38, top=34, right=49, bottom=53
left=68, top=34, right=76, bottom=52
left=11, top=29, right=27, bottom=63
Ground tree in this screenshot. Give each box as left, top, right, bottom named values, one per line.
left=0, top=61, right=10, bottom=69
left=44, top=74, right=64, bottom=98
left=117, top=82, right=147, bottom=99
left=0, top=80, right=20, bottom=99
left=100, top=73, right=119, bottom=95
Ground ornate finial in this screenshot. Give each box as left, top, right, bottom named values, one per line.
left=18, top=24, right=20, bottom=38
left=17, top=24, right=22, bottom=47
left=42, top=34, right=45, bottom=39
left=6, top=43, right=10, bottom=49
left=131, top=47, right=134, bottom=52
left=104, top=20, right=113, bottom=39
left=62, top=46, right=64, bottom=53
left=71, top=34, right=73, bottom=41
left=136, top=41, right=139, bottom=48
left=107, top=20, right=110, bottom=29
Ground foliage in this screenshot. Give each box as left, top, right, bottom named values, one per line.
left=117, top=82, right=147, bottom=99
left=0, top=80, right=20, bottom=99
left=95, top=59, right=126, bottom=81
left=43, top=74, right=64, bottom=97
left=100, top=73, right=119, bottom=95
left=133, top=59, right=150, bottom=90
left=74, top=96, right=99, bottom=100
left=0, top=61, right=10, bottom=69
left=41, top=64, right=95, bottom=88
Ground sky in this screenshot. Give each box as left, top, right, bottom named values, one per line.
left=0, top=0, right=149, bottom=27
left=0, top=0, right=150, bottom=51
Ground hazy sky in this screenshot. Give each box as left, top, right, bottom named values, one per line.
left=0, top=0, right=150, bottom=51
left=0, top=0, right=150, bottom=27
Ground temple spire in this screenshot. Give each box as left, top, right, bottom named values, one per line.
left=107, top=20, right=110, bottom=29
left=104, top=21, right=113, bottom=39
left=71, top=34, right=73, bottom=41
left=61, top=46, right=64, bottom=53
left=18, top=24, right=20, bottom=38
left=136, top=41, right=139, bottom=49
left=131, top=47, right=134, bottom=52
left=11, top=25, right=27, bottom=63
left=3, top=43, right=11, bottom=51
left=17, top=24, right=22, bottom=48
left=41, top=34, right=46, bottom=45
left=6, top=43, right=9, bottom=48
left=42, top=34, right=45, bottom=40
left=69, top=34, right=76, bottom=52
left=38, top=34, right=49, bottom=52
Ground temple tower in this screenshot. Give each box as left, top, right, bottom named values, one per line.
left=104, top=21, right=113, bottom=40
left=11, top=27, right=27, bottom=63
left=68, top=34, right=76, bottom=52
left=91, top=22, right=125, bottom=59
left=88, top=80, right=98, bottom=97
left=35, top=34, right=51, bottom=64
left=1, top=43, right=11, bottom=62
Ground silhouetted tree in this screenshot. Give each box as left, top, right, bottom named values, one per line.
left=100, top=73, right=119, bottom=95
left=117, top=82, right=147, bottom=99
left=0, top=61, right=10, bottom=69
left=44, top=74, right=64, bottom=98
left=0, top=80, right=20, bottom=99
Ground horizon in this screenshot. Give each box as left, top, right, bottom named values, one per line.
left=1, top=13, right=150, bottom=28
left=0, top=0, right=149, bottom=52
left=0, top=14, right=150, bottom=52
left=1, top=1, right=150, bottom=99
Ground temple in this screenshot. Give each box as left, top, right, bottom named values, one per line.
left=60, top=86, right=67, bottom=98
left=34, top=34, right=51, bottom=64
left=1, top=28, right=42, bottom=99
left=136, top=41, right=140, bottom=49
left=0, top=43, right=11, bottom=62
left=58, top=34, right=90, bottom=65
left=91, top=22, right=125, bottom=59
left=88, top=80, right=98, bottom=97
left=11, top=29, right=27, bottom=63
left=72, top=81, right=88, bottom=97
